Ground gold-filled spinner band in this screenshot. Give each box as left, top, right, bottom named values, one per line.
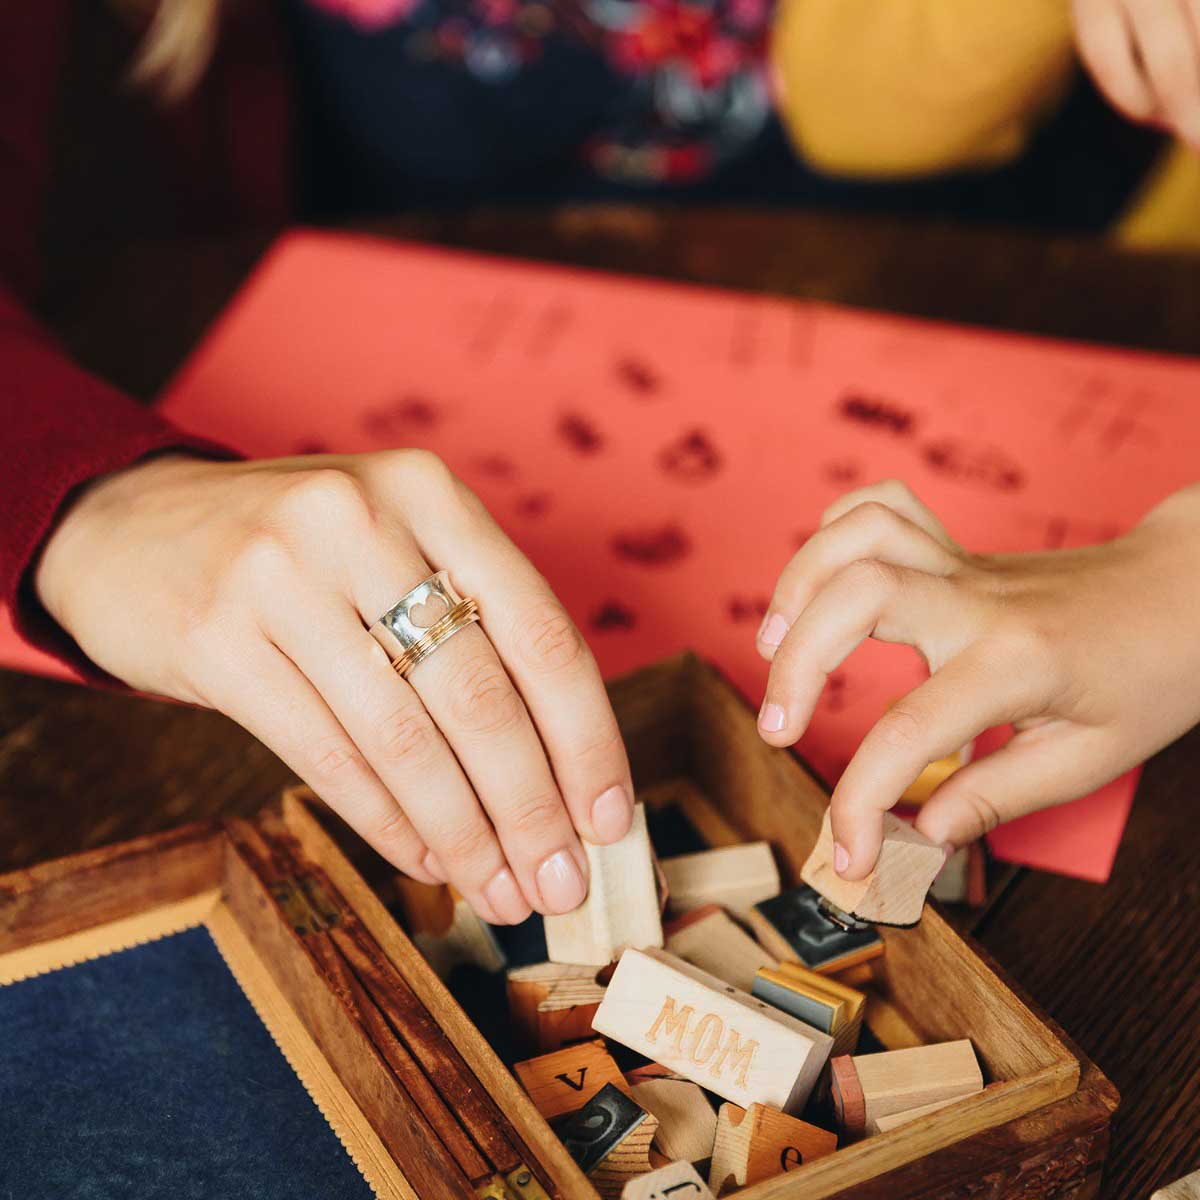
left=388, top=597, right=479, bottom=678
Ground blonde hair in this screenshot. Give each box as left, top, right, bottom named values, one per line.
left=115, top=0, right=222, bottom=101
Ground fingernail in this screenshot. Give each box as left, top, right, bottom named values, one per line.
left=758, top=613, right=788, bottom=648
left=422, top=850, right=447, bottom=883
left=833, top=842, right=851, bottom=876
left=759, top=702, right=786, bottom=734
left=482, top=868, right=530, bottom=925
left=592, top=784, right=634, bottom=843
left=536, top=849, right=588, bottom=914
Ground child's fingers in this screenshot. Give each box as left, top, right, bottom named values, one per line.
left=1127, top=0, right=1200, bottom=146
left=828, top=645, right=1035, bottom=880
left=758, top=561, right=968, bottom=748
left=819, top=479, right=959, bottom=550
left=914, top=722, right=1122, bottom=849
left=1073, top=0, right=1157, bottom=122
left=757, top=501, right=961, bottom=658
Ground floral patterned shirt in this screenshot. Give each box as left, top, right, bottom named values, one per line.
left=288, top=0, right=789, bottom=212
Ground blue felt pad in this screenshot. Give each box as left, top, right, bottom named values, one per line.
left=0, top=926, right=376, bottom=1200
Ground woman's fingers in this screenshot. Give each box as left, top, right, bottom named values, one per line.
left=405, top=623, right=591, bottom=917
left=1073, top=0, right=1157, bottom=121
left=1126, top=0, right=1200, bottom=145
left=829, top=645, right=1041, bottom=879
left=915, top=722, right=1123, bottom=849
left=333, top=495, right=589, bottom=918
left=268, top=593, right=534, bottom=925
left=194, top=635, right=442, bottom=890
left=758, top=561, right=971, bottom=748
left=758, top=500, right=960, bottom=659
left=381, top=453, right=636, bottom=848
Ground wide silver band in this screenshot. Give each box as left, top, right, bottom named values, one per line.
left=369, top=571, right=480, bottom=672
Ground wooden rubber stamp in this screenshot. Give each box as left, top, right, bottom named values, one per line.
left=558, top=1083, right=659, bottom=1200
left=621, top=1160, right=715, bottom=1200
left=660, top=843, right=780, bottom=918
left=546, top=803, right=663, bottom=966
left=830, top=1040, right=983, bottom=1137
left=867, top=1096, right=956, bottom=1134
left=800, top=809, right=943, bottom=927
left=627, top=1075, right=718, bottom=1165
left=752, top=961, right=865, bottom=1056
left=747, top=885, right=884, bottom=974
left=514, top=1039, right=629, bottom=1121
left=392, top=877, right=506, bottom=977
left=507, top=961, right=608, bottom=1053
left=708, top=1103, right=837, bottom=1195
left=591, top=948, right=833, bottom=1114
left=664, top=905, right=777, bottom=993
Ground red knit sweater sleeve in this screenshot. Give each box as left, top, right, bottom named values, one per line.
left=0, top=7, right=238, bottom=684
left=0, top=291, right=237, bottom=684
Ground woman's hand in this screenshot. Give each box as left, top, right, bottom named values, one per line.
left=755, top=478, right=1200, bottom=880
left=35, top=451, right=636, bottom=924
left=1072, top=0, right=1200, bottom=149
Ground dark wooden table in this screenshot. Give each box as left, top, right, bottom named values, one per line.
left=8, top=207, right=1200, bottom=1200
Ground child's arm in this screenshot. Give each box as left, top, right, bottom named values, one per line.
left=755, top=479, right=1200, bottom=881
left=769, top=0, right=1075, bottom=178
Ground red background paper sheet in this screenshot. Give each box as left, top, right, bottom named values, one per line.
left=12, top=231, right=1200, bottom=880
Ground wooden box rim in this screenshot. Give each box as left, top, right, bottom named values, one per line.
left=0, top=651, right=1118, bottom=1200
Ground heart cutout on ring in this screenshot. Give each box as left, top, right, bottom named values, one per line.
left=408, top=593, right=451, bottom=629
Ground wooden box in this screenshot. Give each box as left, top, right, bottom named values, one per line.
left=0, top=654, right=1117, bottom=1199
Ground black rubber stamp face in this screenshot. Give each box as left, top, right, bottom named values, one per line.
left=556, top=1084, right=647, bottom=1174
left=755, top=886, right=882, bottom=971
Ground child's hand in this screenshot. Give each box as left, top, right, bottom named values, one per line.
left=1072, top=0, right=1200, bottom=149
left=755, top=479, right=1200, bottom=881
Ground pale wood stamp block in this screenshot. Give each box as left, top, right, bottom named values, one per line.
left=392, top=877, right=506, bottom=977
left=830, top=1039, right=983, bottom=1137
left=664, top=905, right=778, bottom=993
left=514, top=1038, right=630, bottom=1121
left=800, top=809, right=944, bottom=927
left=867, top=1096, right=957, bottom=1134
left=591, top=948, right=833, bottom=1114
left=507, top=961, right=608, bottom=1053
left=661, top=843, right=780, bottom=918
left=622, top=1160, right=714, bottom=1200
left=546, top=803, right=664, bottom=966
left=708, top=1102, right=838, bottom=1195
left=628, top=1076, right=719, bottom=1165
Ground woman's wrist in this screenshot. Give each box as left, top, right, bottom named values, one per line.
left=34, top=453, right=217, bottom=633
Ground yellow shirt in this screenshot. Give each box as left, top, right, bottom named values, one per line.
left=769, top=0, right=1200, bottom=248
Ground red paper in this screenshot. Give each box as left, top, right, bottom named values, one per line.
left=14, top=230, right=1200, bottom=881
